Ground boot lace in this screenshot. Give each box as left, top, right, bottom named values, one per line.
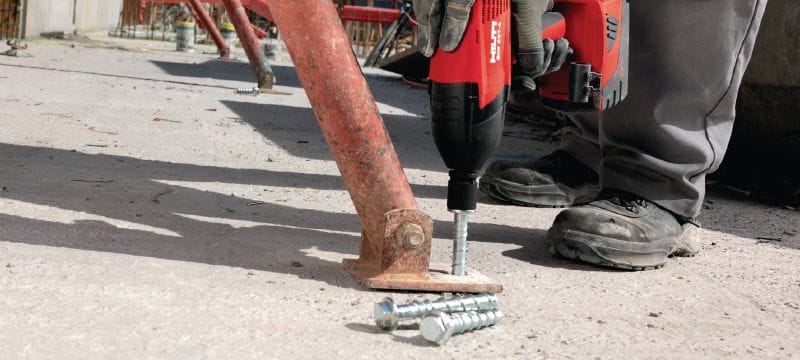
left=600, top=190, right=648, bottom=214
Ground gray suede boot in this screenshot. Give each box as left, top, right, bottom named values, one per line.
left=479, top=150, right=600, bottom=207
left=547, top=190, right=700, bottom=270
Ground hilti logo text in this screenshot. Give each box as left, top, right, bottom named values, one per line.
left=489, top=21, right=502, bottom=64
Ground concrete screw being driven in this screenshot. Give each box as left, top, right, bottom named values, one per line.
left=451, top=210, right=473, bottom=276
left=374, top=293, right=498, bottom=331
left=420, top=309, right=503, bottom=345
left=235, top=87, right=261, bottom=95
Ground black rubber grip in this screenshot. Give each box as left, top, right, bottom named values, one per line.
left=430, top=82, right=508, bottom=211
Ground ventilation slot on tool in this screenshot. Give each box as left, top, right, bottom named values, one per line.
left=481, top=0, right=508, bottom=23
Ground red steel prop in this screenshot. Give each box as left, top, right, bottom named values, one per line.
left=186, top=0, right=231, bottom=58
left=265, top=0, right=501, bottom=293
left=250, top=23, right=267, bottom=39
left=221, top=0, right=275, bottom=90
left=241, top=0, right=273, bottom=22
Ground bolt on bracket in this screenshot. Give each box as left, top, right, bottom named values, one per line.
left=343, top=208, right=502, bottom=293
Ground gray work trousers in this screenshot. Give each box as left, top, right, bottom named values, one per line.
left=561, top=0, right=768, bottom=218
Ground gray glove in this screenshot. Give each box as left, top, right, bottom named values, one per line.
left=414, top=0, right=475, bottom=56
left=513, top=0, right=571, bottom=78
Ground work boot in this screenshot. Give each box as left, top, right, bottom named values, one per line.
left=547, top=190, right=701, bottom=270
left=479, top=150, right=600, bottom=207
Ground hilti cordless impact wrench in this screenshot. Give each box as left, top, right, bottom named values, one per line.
left=429, top=0, right=630, bottom=275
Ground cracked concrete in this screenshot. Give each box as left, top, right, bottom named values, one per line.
left=0, top=35, right=798, bottom=359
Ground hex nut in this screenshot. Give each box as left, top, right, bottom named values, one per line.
left=395, top=222, right=425, bottom=249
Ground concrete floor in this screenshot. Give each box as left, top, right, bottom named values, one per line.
left=0, top=37, right=798, bottom=359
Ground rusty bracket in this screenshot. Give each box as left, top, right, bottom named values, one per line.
left=343, top=209, right=503, bottom=293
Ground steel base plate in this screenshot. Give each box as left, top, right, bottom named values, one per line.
left=343, top=259, right=503, bottom=293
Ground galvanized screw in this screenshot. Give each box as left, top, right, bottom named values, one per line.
left=374, top=293, right=498, bottom=331
left=451, top=210, right=473, bottom=276
left=420, top=309, right=503, bottom=345
left=395, top=222, right=424, bottom=249
left=235, top=87, right=261, bottom=95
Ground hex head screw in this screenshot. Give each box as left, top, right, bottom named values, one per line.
left=373, top=293, right=498, bottom=331
left=374, top=297, right=401, bottom=331
left=420, top=309, right=503, bottom=345
left=235, top=87, right=261, bottom=95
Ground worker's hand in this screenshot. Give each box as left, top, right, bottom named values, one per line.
left=414, top=0, right=476, bottom=56
left=513, top=0, right=572, bottom=78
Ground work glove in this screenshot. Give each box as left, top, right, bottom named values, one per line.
left=512, top=0, right=572, bottom=92
left=414, top=0, right=571, bottom=80
left=513, top=0, right=570, bottom=77
left=414, top=0, right=475, bottom=56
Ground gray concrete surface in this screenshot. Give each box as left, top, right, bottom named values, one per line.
left=0, top=37, right=798, bottom=359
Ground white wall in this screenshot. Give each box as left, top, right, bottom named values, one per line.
left=74, top=0, right=123, bottom=33
left=23, top=0, right=75, bottom=37
left=22, top=0, right=122, bottom=38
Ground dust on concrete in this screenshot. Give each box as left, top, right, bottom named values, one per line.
left=0, top=36, right=798, bottom=359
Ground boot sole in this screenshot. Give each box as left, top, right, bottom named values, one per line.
left=479, top=177, right=599, bottom=208
left=547, top=229, right=672, bottom=271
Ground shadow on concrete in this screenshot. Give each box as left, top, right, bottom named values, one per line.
left=0, top=62, right=234, bottom=91
left=150, top=58, right=249, bottom=83
left=499, top=228, right=621, bottom=272
left=344, top=322, right=384, bottom=334
left=0, top=143, right=596, bottom=291
left=699, top=188, right=800, bottom=250
left=267, top=63, right=428, bottom=117
left=390, top=334, right=436, bottom=347
left=150, top=59, right=303, bottom=88
left=219, top=100, right=446, bottom=172
left=149, top=59, right=427, bottom=117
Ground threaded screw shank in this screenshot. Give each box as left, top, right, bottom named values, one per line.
left=396, top=293, right=497, bottom=319
left=449, top=309, right=503, bottom=334
left=374, top=293, right=498, bottom=331
left=420, top=309, right=503, bottom=345
left=451, top=211, right=470, bottom=275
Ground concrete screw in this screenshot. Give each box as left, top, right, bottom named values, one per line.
left=374, top=293, right=498, bottom=331
left=235, top=87, right=261, bottom=95
left=420, top=309, right=503, bottom=345
left=395, top=222, right=424, bottom=249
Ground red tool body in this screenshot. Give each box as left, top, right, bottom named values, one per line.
left=538, top=0, right=630, bottom=111
left=428, top=0, right=629, bottom=275
left=429, top=0, right=630, bottom=214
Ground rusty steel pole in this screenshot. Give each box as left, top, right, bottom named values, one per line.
left=221, top=0, right=274, bottom=90
left=265, top=0, right=501, bottom=293
left=186, top=0, right=231, bottom=58
left=266, top=0, right=421, bottom=276
left=265, top=0, right=417, bottom=247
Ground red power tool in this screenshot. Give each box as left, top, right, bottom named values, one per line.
left=429, top=0, right=630, bottom=275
